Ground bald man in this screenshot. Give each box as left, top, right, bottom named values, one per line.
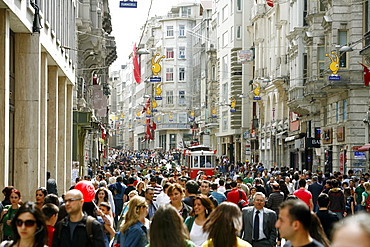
left=52, top=189, right=105, bottom=247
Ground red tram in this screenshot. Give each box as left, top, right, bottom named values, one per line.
left=183, top=145, right=217, bottom=179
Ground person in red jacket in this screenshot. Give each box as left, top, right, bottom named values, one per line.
left=227, top=181, right=248, bottom=206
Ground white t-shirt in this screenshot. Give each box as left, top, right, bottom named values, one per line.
left=190, top=222, right=209, bottom=247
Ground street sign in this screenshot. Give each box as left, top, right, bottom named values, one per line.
left=119, top=1, right=137, bottom=8
left=150, top=77, right=161, bottom=82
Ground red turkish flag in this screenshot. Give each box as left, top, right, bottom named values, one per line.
left=133, top=43, right=141, bottom=83
left=360, top=63, right=370, bottom=86
left=266, top=0, right=274, bottom=7
left=146, top=119, right=153, bottom=140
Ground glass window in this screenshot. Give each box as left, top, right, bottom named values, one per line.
left=222, top=31, right=228, bottom=47
left=179, top=25, right=185, bottom=36
left=181, top=7, right=191, bottom=17
left=179, top=113, right=187, bottom=123
left=336, top=102, right=339, bottom=122
left=222, top=111, right=228, bottom=131
left=166, top=68, right=174, bottom=81
left=166, top=91, right=173, bottom=104
left=179, top=68, right=185, bottom=81
left=179, top=91, right=185, bottom=105
left=222, top=5, right=228, bottom=21
left=338, top=30, right=348, bottom=68
left=343, top=100, right=347, bottom=120
left=222, top=83, right=228, bottom=102
left=318, top=45, right=325, bottom=78
left=179, top=47, right=186, bottom=59
left=167, top=26, right=174, bottom=36
left=222, top=55, right=228, bottom=79
left=230, top=0, right=234, bottom=14
left=236, top=26, right=241, bottom=39
left=230, top=26, right=234, bottom=41
left=236, top=0, right=241, bottom=11
left=166, top=48, right=174, bottom=58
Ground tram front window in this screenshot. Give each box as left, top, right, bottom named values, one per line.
left=194, top=156, right=199, bottom=168
left=205, top=156, right=212, bottom=168
left=200, top=156, right=206, bottom=168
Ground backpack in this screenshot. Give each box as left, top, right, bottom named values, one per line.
left=238, top=190, right=248, bottom=209
left=366, top=192, right=370, bottom=212
left=58, top=216, right=95, bottom=245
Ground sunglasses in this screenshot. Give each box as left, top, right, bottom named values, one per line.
left=16, top=219, right=36, bottom=227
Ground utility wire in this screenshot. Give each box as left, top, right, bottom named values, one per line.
left=137, top=0, right=154, bottom=48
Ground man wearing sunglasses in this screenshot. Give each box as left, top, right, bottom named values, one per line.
left=52, top=189, right=105, bottom=247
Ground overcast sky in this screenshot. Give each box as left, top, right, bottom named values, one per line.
left=108, top=0, right=193, bottom=70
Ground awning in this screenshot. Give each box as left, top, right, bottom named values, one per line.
left=358, top=144, right=370, bottom=151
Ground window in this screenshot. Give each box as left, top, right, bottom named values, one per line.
left=166, top=48, right=174, bottom=58
left=303, top=0, right=308, bottom=26
left=212, top=65, right=216, bottom=81
left=179, top=91, right=185, bottom=105
left=179, top=68, right=185, bottom=81
left=222, top=55, right=228, bottom=79
left=167, top=26, right=174, bottom=36
left=336, top=102, right=339, bottom=122
left=166, top=68, right=174, bottom=81
left=222, top=83, right=228, bottom=102
left=166, top=91, right=173, bottom=104
left=319, top=0, right=325, bottom=12
left=179, top=25, right=185, bottom=36
left=181, top=7, right=191, bottom=17
left=338, top=30, right=348, bottom=68
left=318, top=45, right=325, bottom=78
left=303, top=53, right=308, bottom=85
left=222, top=5, right=228, bottom=21
left=230, top=26, right=234, bottom=42
left=343, top=100, right=347, bottom=120
left=179, top=47, right=186, bottom=59
left=236, top=0, right=241, bottom=11
left=236, top=26, right=241, bottom=39
left=222, top=31, right=228, bottom=47
left=222, top=111, right=228, bottom=131
left=179, top=113, right=187, bottom=123
left=230, top=0, right=234, bottom=14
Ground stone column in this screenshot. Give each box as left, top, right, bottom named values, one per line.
left=47, top=66, right=58, bottom=184
left=0, top=9, right=10, bottom=188
left=58, top=76, right=67, bottom=194
left=14, top=33, right=41, bottom=202
left=40, top=53, right=48, bottom=186
left=66, top=83, right=73, bottom=190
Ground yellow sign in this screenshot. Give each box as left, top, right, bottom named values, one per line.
left=230, top=97, right=236, bottom=110
left=250, top=81, right=261, bottom=97
left=326, top=51, right=339, bottom=74
left=155, top=82, right=164, bottom=97
left=152, top=100, right=157, bottom=109
left=151, top=53, right=166, bottom=76
left=190, top=110, right=195, bottom=118
left=136, top=110, right=141, bottom=117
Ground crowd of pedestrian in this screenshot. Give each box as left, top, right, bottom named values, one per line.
left=0, top=149, right=370, bottom=246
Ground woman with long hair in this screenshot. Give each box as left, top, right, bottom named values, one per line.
left=119, top=196, right=148, bottom=247
left=167, top=183, right=192, bottom=221
left=0, top=201, right=47, bottom=247
left=202, top=202, right=251, bottom=247
left=247, top=187, right=257, bottom=206
left=94, top=188, right=109, bottom=206
left=184, top=195, right=214, bottom=247
left=1, top=189, right=22, bottom=241
left=35, top=188, right=48, bottom=210
left=344, top=187, right=355, bottom=216
left=136, top=181, right=146, bottom=197
left=146, top=204, right=196, bottom=247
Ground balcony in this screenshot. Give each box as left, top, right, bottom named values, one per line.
left=156, top=123, right=191, bottom=130
left=251, top=4, right=266, bottom=21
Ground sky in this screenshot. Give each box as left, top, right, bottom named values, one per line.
left=108, top=0, right=196, bottom=70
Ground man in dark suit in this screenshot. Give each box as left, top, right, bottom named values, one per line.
left=241, top=192, right=277, bottom=247
left=308, top=176, right=323, bottom=212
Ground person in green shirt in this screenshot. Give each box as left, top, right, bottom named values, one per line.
left=1, top=189, right=21, bottom=240
left=243, top=172, right=254, bottom=185
left=354, top=178, right=366, bottom=211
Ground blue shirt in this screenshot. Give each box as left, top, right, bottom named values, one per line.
left=211, top=191, right=227, bottom=204
left=120, top=221, right=148, bottom=247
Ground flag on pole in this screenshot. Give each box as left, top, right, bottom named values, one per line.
left=133, top=43, right=141, bottom=83
left=359, top=62, right=370, bottom=86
